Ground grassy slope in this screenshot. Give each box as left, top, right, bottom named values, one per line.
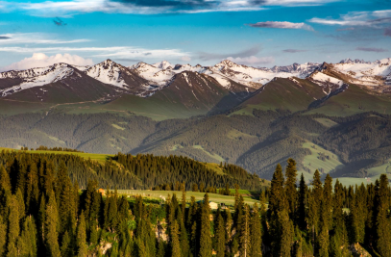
left=306, top=84, right=391, bottom=116
left=231, top=78, right=325, bottom=116
left=299, top=141, right=344, bottom=182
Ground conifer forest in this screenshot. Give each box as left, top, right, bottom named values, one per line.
left=1, top=150, right=391, bottom=257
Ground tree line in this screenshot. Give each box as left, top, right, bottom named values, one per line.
left=1, top=150, right=391, bottom=256
left=0, top=150, right=262, bottom=191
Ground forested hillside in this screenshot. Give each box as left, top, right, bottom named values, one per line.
left=0, top=152, right=390, bottom=256
left=0, top=150, right=263, bottom=190
left=2, top=110, right=391, bottom=183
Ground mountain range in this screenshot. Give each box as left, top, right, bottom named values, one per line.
left=1, top=57, right=391, bottom=185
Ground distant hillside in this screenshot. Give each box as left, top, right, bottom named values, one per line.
left=1, top=57, right=391, bottom=184
left=0, top=148, right=268, bottom=190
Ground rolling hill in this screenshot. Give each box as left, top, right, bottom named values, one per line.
left=1, top=57, right=391, bottom=185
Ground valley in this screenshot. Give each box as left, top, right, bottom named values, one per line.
left=1, top=57, right=391, bottom=184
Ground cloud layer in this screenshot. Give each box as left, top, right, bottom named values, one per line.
left=309, top=9, right=391, bottom=28
left=198, top=46, right=262, bottom=61
left=227, top=56, right=274, bottom=65
left=0, top=46, right=191, bottom=63
left=1, top=0, right=339, bottom=16
left=248, top=21, right=313, bottom=30
left=0, top=33, right=89, bottom=45
left=356, top=47, right=388, bottom=53
left=4, top=53, right=94, bottom=70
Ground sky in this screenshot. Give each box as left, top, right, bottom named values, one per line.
left=0, top=0, right=390, bottom=70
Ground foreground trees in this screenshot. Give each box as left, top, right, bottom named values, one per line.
left=0, top=150, right=391, bottom=256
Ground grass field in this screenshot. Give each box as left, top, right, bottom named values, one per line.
left=113, top=189, right=260, bottom=206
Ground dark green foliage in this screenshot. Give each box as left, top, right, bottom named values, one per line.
left=0, top=151, right=390, bottom=257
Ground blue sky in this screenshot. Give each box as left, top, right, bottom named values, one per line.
left=0, top=0, right=390, bottom=70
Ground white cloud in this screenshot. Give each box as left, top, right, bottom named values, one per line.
left=0, top=46, right=191, bottom=61
left=248, top=21, right=314, bottom=31
left=0, top=33, right=89, bottom=45
left=0, top=0, right=342, bottom=17
left=309, top=10, right=391, bottom=27
left=227, top=56, right=274, bottom=65
left=265, top=0, right=338, bottom=6
left=4, top=53, right=94, bottom=70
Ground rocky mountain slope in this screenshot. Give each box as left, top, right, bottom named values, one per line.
left=1, top=57, right=391, bottom=184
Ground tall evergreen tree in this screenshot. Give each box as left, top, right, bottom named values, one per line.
left=171, top=220, right=182, bottom=257
left=215, top=210, right=225, bottom=257
left=374, top=174, right=391, bottom=256
left=45, top=190, right=61, bottom=257
left=250, top=204, right=262, bottom=257
left=7, top=195, right=20, bottom=257
left=239, top=204, right=251, bottom=257
left=297, top=174, right=307, bottom=230
left=285, top=158, right=297, bottom=221
left=199, top=194, right=212, bottom=257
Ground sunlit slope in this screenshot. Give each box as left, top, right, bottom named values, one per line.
left=231, top=77, right=325, bottom=116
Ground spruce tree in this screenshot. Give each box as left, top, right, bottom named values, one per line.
left=45, top=190, right=61, bottom=257
left=215, top=210, right=225, bottom=257
left=7, top=195, right=20, bottom=257
left=250, top=204, right=262, bottom=257
left=0, top=216, right=7, bottom=257
left=171, top=220, right=182, bottom=257
left=285, top=158, right=297, bottom=221
left=297, top=174, right=307, bottom=230
left=239, top=204, right=250, bottom=257
left=374, top=174, right=391, bottom=256
left=0, top=165, right=11, bottom=192
left=76, top=212, right=88, bottom=257
left=199, top=194, right=212, bottom=257
left=317, top=200, right=329, bottom=257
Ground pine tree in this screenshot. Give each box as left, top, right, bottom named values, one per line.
left=0, top=165, right=11, bottom=192
left=76, top=211, right=88, bottom=257
left=250, top=204, right=262, bottom=257
left=239, top=204, right=250, bottom=257
left=269, top=164, right=285, bottom=214
left=171, top=220, right=182, bottom=257
left=199, top=194, right=212, bottom=257
left=215, top=210, right=225, bottom=257
left=45, top=190, right=61, bottom=257
left=61, top=230, right=72, bottom=257
left=285, top=158, right=297, bottom=221
left=0, top=216, right=7, bottom=257
left=7, top=195, right=20, bottom=257
left=20, top=216, right=38, bottom=257
left=278, top=209, right=293, bottom=257
left=374, top=174, right=391, bottom=256
left=297, top=174, right=307, bottom=230
left=317, top=200, right=329, bottom=257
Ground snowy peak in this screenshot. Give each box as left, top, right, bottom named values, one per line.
left=0, top=63, right=79, bottom=97
left=153, top=60, right=172, bottom=70
left=308, top=71, right=345, bottom=94
left=85, top=59, right=130, bottom=88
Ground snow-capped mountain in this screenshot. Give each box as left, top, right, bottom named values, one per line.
left=322, top=58, right=391, bottom=87
left=1, top=57, right=391, bottom=99
left=0, top=63, right=79, bottom=97
left=308, top=71, right=345, bottom=94
left=85, top=59, right=154, bottom=94
left=206, top=59, right=319, bottom=88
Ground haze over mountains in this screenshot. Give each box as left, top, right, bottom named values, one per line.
left=1, top=57, right=391, bottom=184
